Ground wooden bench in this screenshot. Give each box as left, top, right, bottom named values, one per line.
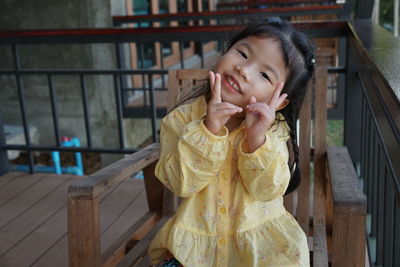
left=67, top=68, right=366, bottom=266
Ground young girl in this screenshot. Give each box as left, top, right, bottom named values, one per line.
left=148, top=17, right=315, bottom=267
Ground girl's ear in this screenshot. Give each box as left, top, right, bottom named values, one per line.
left=276, top=99, right=289, bottom=111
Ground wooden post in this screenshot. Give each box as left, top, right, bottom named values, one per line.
left=328, top=147, right=367, bottom=267
left=68, top=196, right=101, bottom=267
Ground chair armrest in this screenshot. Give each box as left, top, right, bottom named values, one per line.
left=327, top=146, right=366, bottom=213
left=68, top=143, right=160, bottom=199
left=327, top=146, right=367, bottom=266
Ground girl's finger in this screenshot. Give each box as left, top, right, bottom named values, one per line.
left=209, top=71, right=215, bottom=88
left=214, top=73, right=222, bottom=103
left=275, top=93, right=288, bottom=110
left=209, top=71, right=217, bottom=103
left=216, top=102, right=243, bottom=111
left=246, top=103, right=269, bottom=114
left=213, top=108, right=241, bottom=117
left=269, top=82, right=284, bottom=108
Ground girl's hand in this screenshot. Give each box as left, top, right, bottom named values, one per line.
left=204, top=71, right=242, bottom=135
left=245, top=82, right=287, bottom=153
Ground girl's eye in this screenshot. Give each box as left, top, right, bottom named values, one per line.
left=261, top=72, right=271, bottom=82
left=237, top=49, right=247, bottom=59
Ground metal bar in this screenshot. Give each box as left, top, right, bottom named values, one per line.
left=148, top=75, right=158, bottom=143
left=394, top=204, right=400, bottom=266
left=179, top=41, right=184, bottom=68
left=375, top=163, right=386, bottom=265
left=0, top=117, right=9, bottom=175
left=80, top=74, right=92, bottom=148
left=47, top=74, right=60, bottom=147
left=370, top=117, right=376, bottom=233
left=383, top=172, right=395, bottom=266
left=1, top=144, right=139, bottom=154
left=12, top=44, right=34, bottom=174
left=115, top=42, right=126, bottom=107
left=327, top=67, right=346, bottom=73
left=0, top=69, right=169, bottom=75
left=200, top=41, right=204, bottom=68
left=113, top=74, right=125, bottom=149
left=0, top=22, right=348, bottom=45
left=159, top=42, right=165, bottom=89
left=138, top=44, right=147, bottom=106
left=361, top=95, right=366, bottom=193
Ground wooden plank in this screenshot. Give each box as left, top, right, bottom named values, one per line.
left=1, top=204, right=70, bottom=266
left=0, top=173, right=48, bottom=206
left=31, top=234, right=68, bottom=267
left=134, top=254, right=150, bottom=267
left=283, top=192, right=295, bottom=215
left=68, top=144, right=159, bottom=199
left=68, top=196, right=101, bottom=267
left=0, top=175, right=77, bottom=256
left=143, top=162, right=163, bottom=212
left=99, top=178, right=145, bottom=234
left=0, top=174, right=73, bottom=228
left=101, top=189, right=149, bottom=250
left=176, top=69, right=209, bottom=80
left=313, top=225, right=329, bottom=266
left=313, top=67, right=328, bottom=266
left=102, top=210, right=160, bottom=267
left=297, top=83, right=312, bottom=235
left=116, top=216, right=169, bottom=267
left=0, top=171, right=25, bottom=187
left=327, top=147, right=366, bottom=267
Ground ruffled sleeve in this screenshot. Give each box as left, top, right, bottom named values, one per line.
left=155, top=104, right=229, bottom=198
left=237, top=118, right=291, bottom=202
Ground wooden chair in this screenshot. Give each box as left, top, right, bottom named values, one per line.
left=68, top=68, right=367, bottom=267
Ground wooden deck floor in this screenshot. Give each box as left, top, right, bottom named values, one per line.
left=0, top=171, right=148, bottom=267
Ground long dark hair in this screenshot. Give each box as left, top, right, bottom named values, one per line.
left=174, top=18, right=315, bottom=194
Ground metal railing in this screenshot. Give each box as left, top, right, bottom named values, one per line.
left=345, top=20, right=400, bottom=266
left=0, top=22, right=346, bottom=174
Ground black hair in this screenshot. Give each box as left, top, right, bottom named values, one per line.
left=174, top=17, right=315, bottom=194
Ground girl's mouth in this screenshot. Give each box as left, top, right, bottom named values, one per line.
left=223, top=74, right=242, bottom=94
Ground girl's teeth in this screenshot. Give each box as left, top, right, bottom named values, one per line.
left=227, top=76, right=240, bottom=92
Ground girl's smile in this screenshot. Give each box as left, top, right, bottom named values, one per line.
left=223, top=74, right=242, bottom=94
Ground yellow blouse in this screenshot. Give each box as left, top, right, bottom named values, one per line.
left=148, top=96, right=309, bottom=267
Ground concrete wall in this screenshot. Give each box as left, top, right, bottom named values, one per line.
left=0, top=0, right=154, bottom=167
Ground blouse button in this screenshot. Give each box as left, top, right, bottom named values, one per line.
left=219, top=207, right=227, bottom=214
left=219, top=238, right=226, bottom=245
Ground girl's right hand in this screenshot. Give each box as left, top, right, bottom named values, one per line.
left=204, top=71, right=242, bottom=135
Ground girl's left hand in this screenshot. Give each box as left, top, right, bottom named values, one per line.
left=245, top=82, right=287, bottom=153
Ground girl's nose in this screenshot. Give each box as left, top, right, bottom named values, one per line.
left=234, top=65, right=250, bottom=82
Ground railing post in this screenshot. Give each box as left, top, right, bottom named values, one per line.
left=327, top=147, right=367, bottom=267
left=68, top=194, right=101, bottom=267
left=0, top=116, right=10, bottom=175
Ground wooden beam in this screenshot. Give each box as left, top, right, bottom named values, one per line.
left=313, top=67, right=328, bottom=266
left=297, top=81, right=312, bottom=235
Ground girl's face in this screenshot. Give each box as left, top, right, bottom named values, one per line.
left=214, top=36, right=289, bottom=113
